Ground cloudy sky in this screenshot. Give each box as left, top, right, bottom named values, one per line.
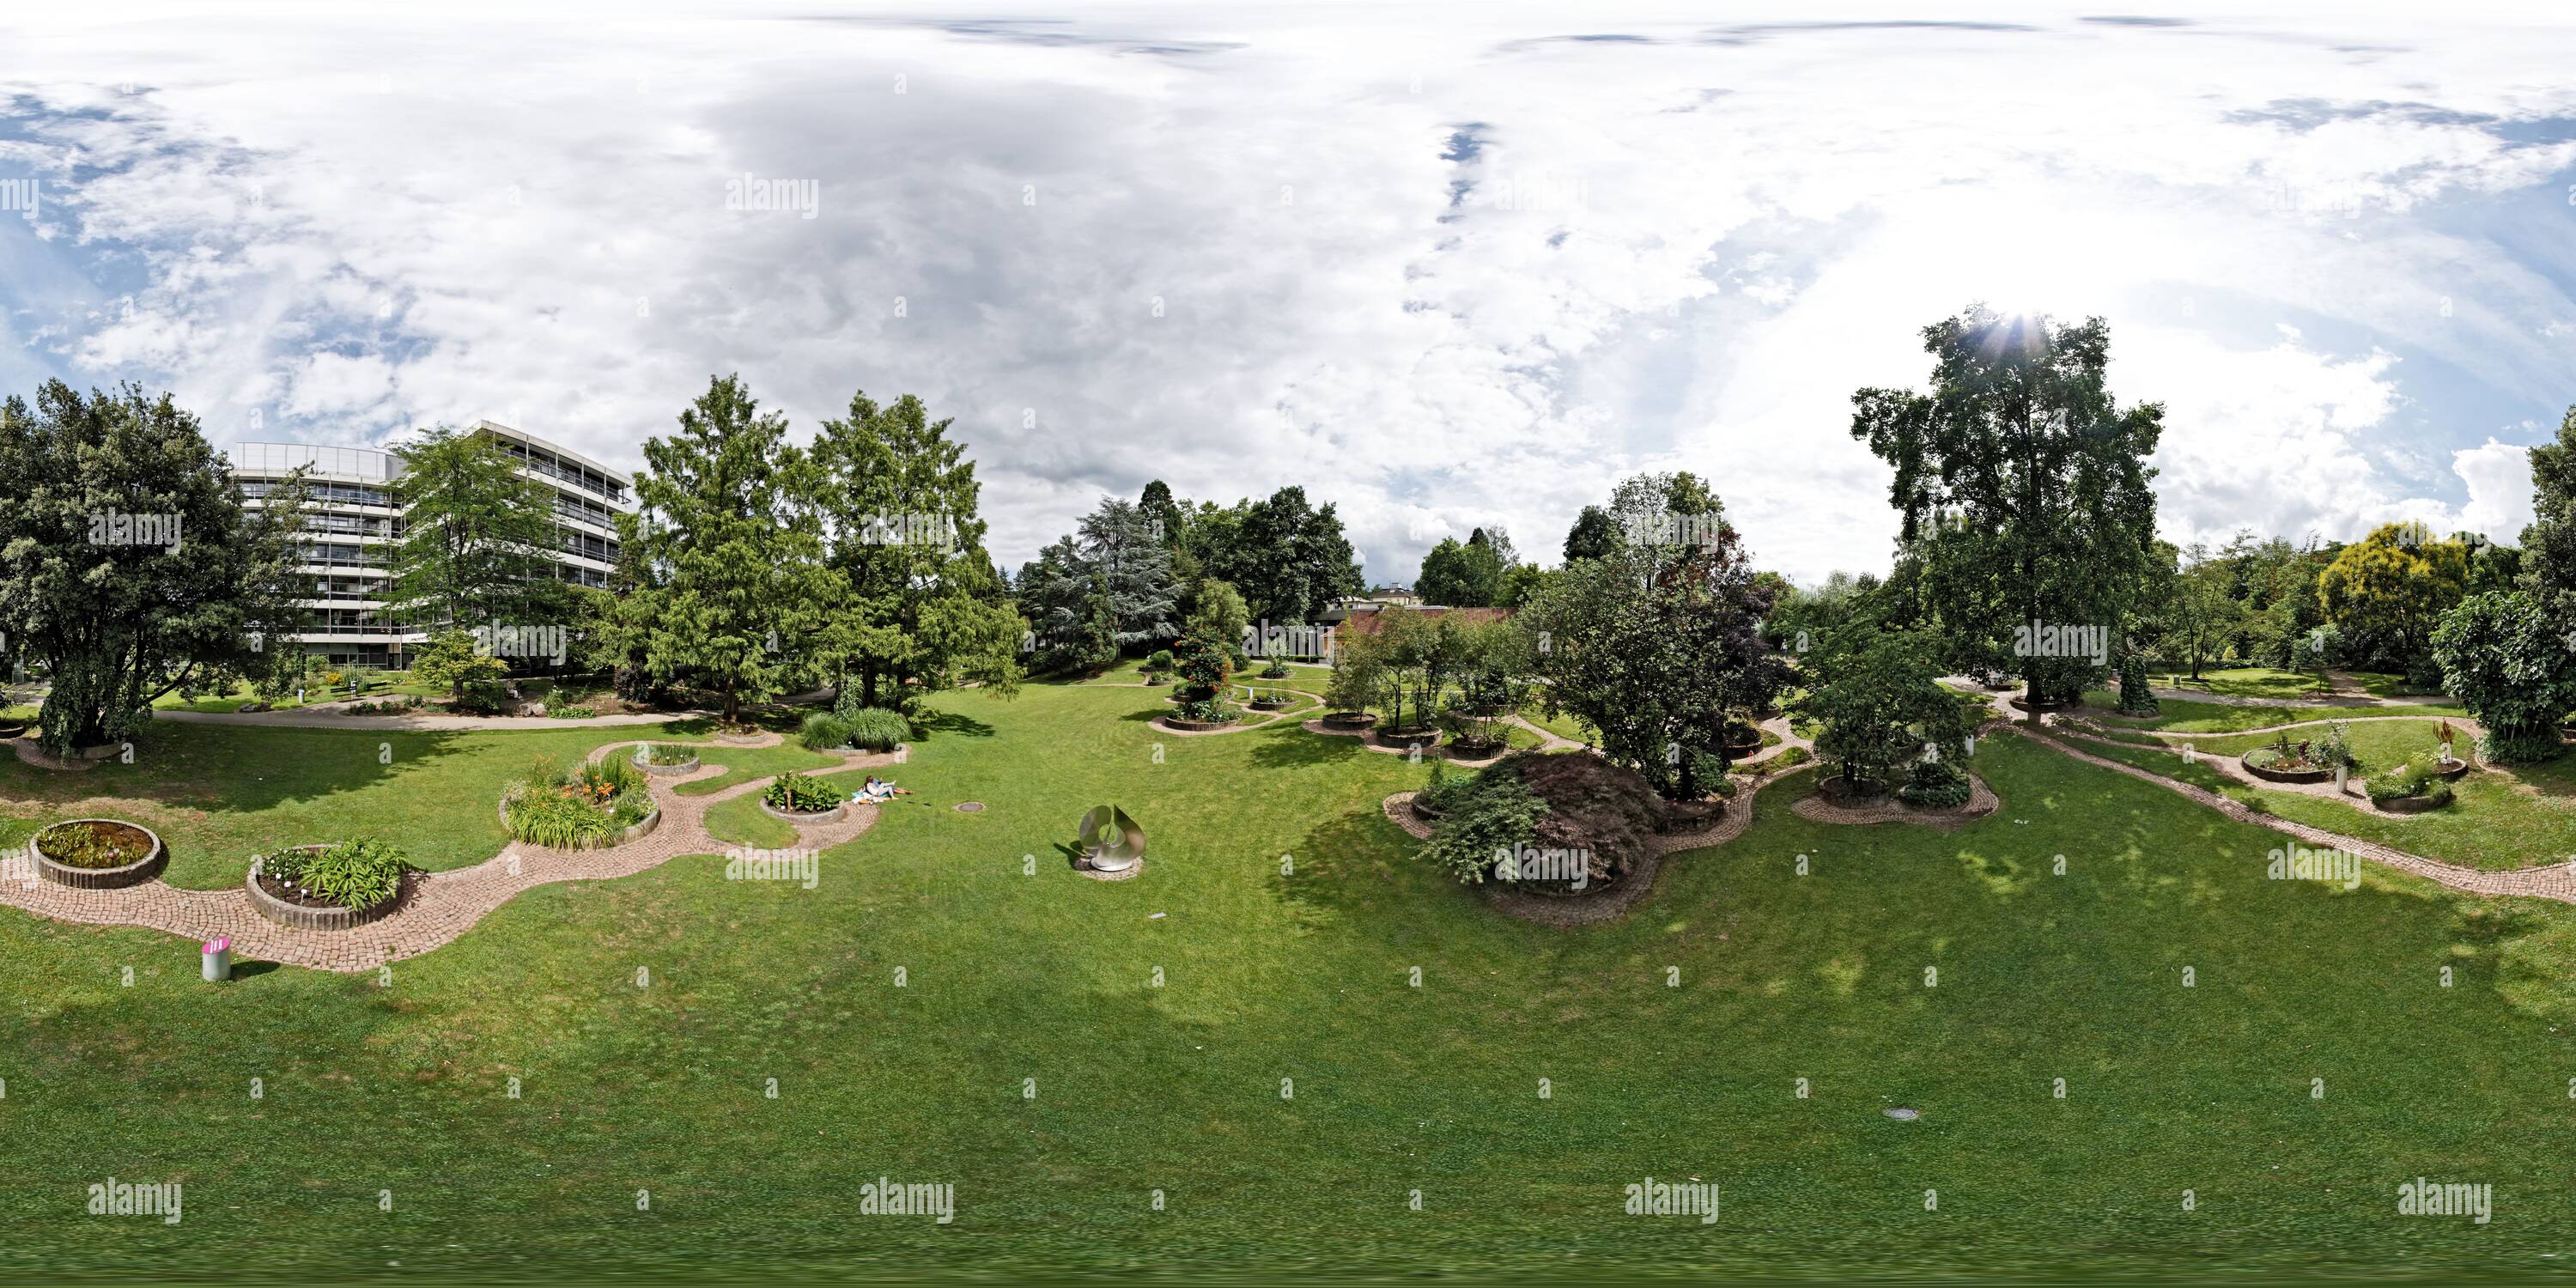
left=5, top=1, right=2575, bottom=586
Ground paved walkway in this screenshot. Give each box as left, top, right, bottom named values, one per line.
left=0, top=733, right=902, bottom=973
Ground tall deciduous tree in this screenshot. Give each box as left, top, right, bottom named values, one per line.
left=384, top=425, right=566, bottom=645
left=1563, top=505, right=1618, bottom=564
left=2318, top=521, right=2469, bottom=678
left=1850, top=306, right=2164, bottom=708
left=808, top=389, right=1024, bottom=712
left=623, top=374, right=830, bottom=726
left=0, top=381, right=307, bottom=755
left=1518, top=476, right=1789, bottom=801
left=2157, top=543, right=2245, bottom=680
left=1802, top=623, right=1970, bottom=794
left=2522, top=405, right=2576, bottom=630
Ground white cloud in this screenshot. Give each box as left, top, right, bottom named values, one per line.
left=2452, top=437, right=2538, bottom=542
left=3, top=1, right=2574, bottom=585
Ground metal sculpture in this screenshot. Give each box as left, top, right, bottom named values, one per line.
left=1077, top=805, right=1145, bottom=873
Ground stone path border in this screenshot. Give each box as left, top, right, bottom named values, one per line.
left=0, top=733, right=904, bottom=973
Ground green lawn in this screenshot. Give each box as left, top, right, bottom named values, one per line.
left=2085, top=690, right=2469, bottom=733
left=2150, top=665, right=2332, bottom=701
left=2166, top=720, right=2576, bottom=873
left=0, top=722, right=731, bottom=887
left=5, top=682, right=2576, bottom=1278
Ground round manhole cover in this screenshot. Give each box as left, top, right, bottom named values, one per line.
left=1884, top=1108, right=1920, bottom=1121
left=953, top=801, right=986, bottom=813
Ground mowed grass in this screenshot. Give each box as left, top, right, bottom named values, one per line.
left=2087, top=690, right=2470, bottom=733
left=2150, top=665, right=2333, bottom=701
left=0, top=723, right=730, bottom=887
left=2165, top=720, right=2576, bottom=873
left=3, top=683, right=2576, bottom=1278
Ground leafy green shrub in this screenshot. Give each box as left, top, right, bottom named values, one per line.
left=1145, top=649, right=1176, bottom=673
left=1898, top=757, right=1972, bottom=809
left=293, top=838, right=412, bottom=911
left=2311, top=721, right=2357, bottom=769
left=458, top=679, right=512, bottom=714
left=2365, top=755, right=2453, bottom=807
left=799, top=713, right=854, bottom=750
left=1418, top=774, right=1551, bottom=884
left=547, top=705, right=598, bottom=720
left=1175, top=698, right=1234, bottom=723
left=765, top=772, right=846, bottom=812
left=843, top=707, right=910, bottom=751
left=1261, top=659, right=1291, bottom=679
left=1415, top=762, right=1473, bottom=814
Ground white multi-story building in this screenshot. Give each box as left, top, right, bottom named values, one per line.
left=228, top=422, right=635, bottom=668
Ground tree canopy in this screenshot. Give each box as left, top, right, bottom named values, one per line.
left=1849, top=306, right=2164, bottom=704
left=0, top=380, right=307, bottom=754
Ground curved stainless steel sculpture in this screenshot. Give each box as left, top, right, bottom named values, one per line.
left=1077, top=805, right=1145, bottom=873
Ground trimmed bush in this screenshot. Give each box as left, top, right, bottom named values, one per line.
left=1145, top=649, right=1176, bottom=674
left=843, top=707, right=910, bottom=751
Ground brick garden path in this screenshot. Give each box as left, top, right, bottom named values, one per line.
left=0, top=734, right=904, bottom=973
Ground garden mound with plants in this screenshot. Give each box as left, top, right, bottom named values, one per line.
left=1410, top=751, right=1664, bottom=898
left=500, top=753, right=659, bottom=849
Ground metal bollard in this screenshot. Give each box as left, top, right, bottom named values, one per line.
left=202, top=937, right=232, bottom=982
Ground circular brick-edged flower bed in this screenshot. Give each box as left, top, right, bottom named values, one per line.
left=70, top=742, right=125, bottom=762
left=2240, top=759, right=2333, bottom=785
left=246, top=847, right=408, bottom=930
left=2372, top=793, right=2450, bottom=815
left=0, top=720, right=27, bottom=739
left=496, top=797, right=663, bottom=851
left=1321, top=712, right=1376, bottom=731
left=760, top=799, right=848, bottom=823
left=1371, top=727, right=1443, bottom=750
left=33, top=818, right=166, bottom=890
left=632, top=747, right=702, bottom=776
left=1156, top=714, right=1241, bottom=732
left=1249, top=699, right=1292, bottom=712
left=2428, top=758, right=2476, bottom=781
